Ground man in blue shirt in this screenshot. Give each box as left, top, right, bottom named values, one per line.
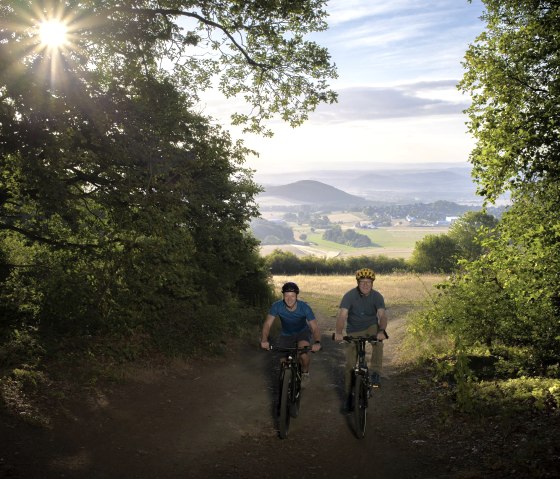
left=260, top=282, right=322, bottom=384
left=334, top=268, right=388, bottom=408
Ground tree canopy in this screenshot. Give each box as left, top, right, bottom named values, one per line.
left=411, top=0, right=560, bottom=384
left=0, top=0, right=337, bottom=360
left=460, top=0, right=560, bottom=202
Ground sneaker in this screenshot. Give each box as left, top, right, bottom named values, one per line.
left=301, top=372, right=310, bottom=388
left=370, top=372, right=381, bottom=388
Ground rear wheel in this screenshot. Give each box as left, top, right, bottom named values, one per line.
left=353, top=373, right=367, bottom=439
left=279, top=368, right=292, bottom=439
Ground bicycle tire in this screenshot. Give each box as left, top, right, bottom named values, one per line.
left=353, top=373, right=367, bottom=439
left=289, top=367, right=301, bottom=418
left=279, top=368, right=292, bottom=439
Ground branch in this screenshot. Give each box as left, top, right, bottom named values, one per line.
left=0, top=222, right=108, bottom=251
left=112, top=7, right=270, bottom=69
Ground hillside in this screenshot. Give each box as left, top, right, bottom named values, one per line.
left=254, top=164, right=487, bottom=205
left=257, top=180, right=370, bottom=206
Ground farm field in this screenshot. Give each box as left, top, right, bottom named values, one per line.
left=260, top=223, right=450, bottom=259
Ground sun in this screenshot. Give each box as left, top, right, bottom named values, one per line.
left=39, top=20, right=68, bottom=48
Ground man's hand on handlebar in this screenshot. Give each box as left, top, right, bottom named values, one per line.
left=260, top=340, right=270, bottom=350
left=333, top=332, right=344, bottom=342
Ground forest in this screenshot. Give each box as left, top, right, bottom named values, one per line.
left=1, top=0, right=559, bottom=434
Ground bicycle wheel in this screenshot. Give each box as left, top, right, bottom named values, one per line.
left=353, top=373, right=367, bottom=439
left=289, top=367, right=301, bottom=418
left=279, top=368, right=292, bottom=439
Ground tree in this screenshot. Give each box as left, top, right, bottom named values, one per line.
left=415, top=0, right=560, bottom=374
left=448, top=211, right=499, bottom=262
left=409, top=234, right=459, bottom=273
left=460, top=0, right=560, bottom=202
left=0, top=1, right=337, bottom=356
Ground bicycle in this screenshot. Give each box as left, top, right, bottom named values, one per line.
left=269, top=343, right=313, bottom=439
left=334, top=333, right=387, bottom=439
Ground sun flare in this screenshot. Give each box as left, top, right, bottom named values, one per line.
left=39, top=20, right=68, bottom=48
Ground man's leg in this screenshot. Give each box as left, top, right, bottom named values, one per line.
left=343, top=339, right=359, bottom=410
left=369, top=324, right=384, bottom=386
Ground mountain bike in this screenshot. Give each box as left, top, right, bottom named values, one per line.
left=337, top=333, right=386, bottom=439
left=270, top=344, right=312, bottom=439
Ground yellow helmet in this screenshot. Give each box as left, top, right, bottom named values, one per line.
left=355, top=268, right=376, bottom=281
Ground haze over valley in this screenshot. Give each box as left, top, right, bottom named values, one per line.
left=255, top=163, right=486, bottom=206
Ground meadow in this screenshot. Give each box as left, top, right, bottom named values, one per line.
left=259, top=206, right=451, bottom=259
left=261, top=223, right=450, bottom=259
left=270, top=273, right=445, bottom=319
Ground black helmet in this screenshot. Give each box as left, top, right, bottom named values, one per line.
left=281, top=282, right=300, bottom=294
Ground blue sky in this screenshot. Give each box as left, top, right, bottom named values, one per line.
left=206, top=0, right=487, bottom=174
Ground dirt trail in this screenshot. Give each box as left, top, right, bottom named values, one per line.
left=0, top=312, right=515, bottom=479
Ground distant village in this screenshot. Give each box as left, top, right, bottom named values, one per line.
left=356, top=215, right=459, bottom=229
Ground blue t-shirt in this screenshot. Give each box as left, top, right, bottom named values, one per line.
left=340, top=287, right=385, bottom=333
left=268, top=299, right=316, bottom=336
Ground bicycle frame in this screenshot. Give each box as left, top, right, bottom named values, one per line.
left=344, top=334, right=380, bottom=439
left=271, top=343, right=311, bottom=439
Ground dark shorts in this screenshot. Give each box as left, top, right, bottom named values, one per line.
left=276, top=329, right=311, bottom=349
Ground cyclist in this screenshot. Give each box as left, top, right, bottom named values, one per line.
left=260, top=282, right=322, bottom=385
left=334, top=268, right=388, bottom=409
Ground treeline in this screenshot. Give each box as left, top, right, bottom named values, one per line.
left=250, top=218, right=294, bottom=245
left=265, top=211, right=498, bottom=275
left=322, top=225, right=373, bottom=247
left=264, top=250, right=408, bottom=275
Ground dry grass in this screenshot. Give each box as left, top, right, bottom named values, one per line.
left=271, top=273, right=446, bottom=319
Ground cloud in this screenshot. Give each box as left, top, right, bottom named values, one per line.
left=326, top=0, right=426, bottom=27
left=320, top=0, right=485, bottom=83
left=313, top=80, right=469, bottom=122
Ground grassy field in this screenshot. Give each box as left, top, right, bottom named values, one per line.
left=262, top=224, right=449, bottom=259
left=270, top=273, right=445, bottom=319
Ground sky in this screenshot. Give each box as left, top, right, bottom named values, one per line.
left=203, top=0, right=487, bottom=174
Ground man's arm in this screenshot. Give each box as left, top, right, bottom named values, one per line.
left=377, top=307, right=388, bottom=339
left=260, top=314, right=275, bottom=349
left=334, top=308, right=348, bottom=341
left=308, top=318, right=322, bottom=351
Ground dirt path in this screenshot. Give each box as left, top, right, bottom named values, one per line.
left=0, top=311, right=544, bottom=479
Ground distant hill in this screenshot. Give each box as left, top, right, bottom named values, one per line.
left=352, top=168, right=473, bottom=192
left=257, top=180, right=369, bottom=206
left=254, top=164, right=484, bottom=205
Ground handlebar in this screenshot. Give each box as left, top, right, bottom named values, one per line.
left=268, top=345, right=315, bottom=353
left=331, top=332, right=388, bottom=343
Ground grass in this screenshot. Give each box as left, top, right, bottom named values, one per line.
left=270, top=273, right=445, bottom=319
left=287, top=224, right=450, bottom=259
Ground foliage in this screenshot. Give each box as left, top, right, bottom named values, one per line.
left=408, top=234, right=459, bottom=273
left=404, top=1, right=560, bottom=412
left=264, top=249, right=408, bottom=275
left=448, top=211, right=499, bottom=262
left=470, top=377, right=560, bottom=414
left=0, top=0, right=337, bottom=387
left=250, top=218, right=295, bottom=245
left=322, top=225, right=373, bottom=247
left=460, top=0, right=560, bottom=203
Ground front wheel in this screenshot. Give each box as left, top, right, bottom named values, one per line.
left=289, top=368, right=301, bottom=418
left=279, top=368, right=292, bottom=439
left=353, top=373, right=368, bottom=439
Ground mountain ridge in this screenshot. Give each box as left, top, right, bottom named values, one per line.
left=257, top=180, right=369, bottom=205
left=255, top=164, right=482, bottom=205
